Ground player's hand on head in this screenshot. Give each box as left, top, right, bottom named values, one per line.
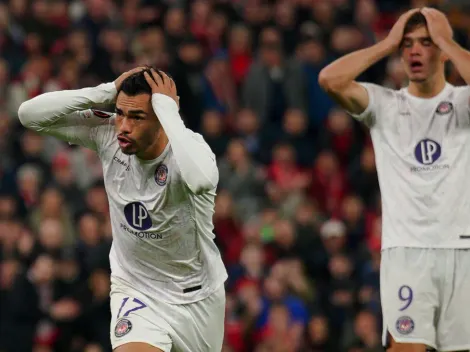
left=385, top=8, right=421, bottom=51
left=421, top=7, right=453, bottom=47
left=114, top=67, right=147, bottom=91
left=144, top=68, right=179, bottom=106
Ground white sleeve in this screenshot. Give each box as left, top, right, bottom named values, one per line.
left=151, top=94, right=218, bottom=195
left=455, top=85, right=470, bottom=115
left=17, top=83, right=117, bottom=152
left=348, top=82, right=384, bottom=128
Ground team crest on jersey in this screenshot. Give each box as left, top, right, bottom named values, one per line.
left=396, top=316, right=414, bottom=335
left=155, top=164, right=168, bottom=186
left=435, top=101, right=453, bottom=115
left=115, top=318, right=132, bottom=337
left=92, top=109, right=112, bottom=118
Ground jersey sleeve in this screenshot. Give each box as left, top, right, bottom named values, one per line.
left=17, top=83, right=117, bottom=153
left=151, top=94, right=218, bottom=195
left=348, top=82, right=387, bottom=128
left=454, top=85, right=470, bottom=116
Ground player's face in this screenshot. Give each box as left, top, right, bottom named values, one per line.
left=115, top=92, right=162, bottom=157
left=400, top=25, right=446, bottom=83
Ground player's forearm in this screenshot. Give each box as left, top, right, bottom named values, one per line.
left=437, top=39, right=470, bottom=85
left=18, top=83, right=116, bottom=130
left=319, top=40, right=394, bottom=91
left=151, top=94, right=218, bottom=194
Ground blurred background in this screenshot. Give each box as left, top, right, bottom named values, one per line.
left=0, top=0, right=469, bottom=351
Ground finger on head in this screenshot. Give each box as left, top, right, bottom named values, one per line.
left=143, top=71, right=154, bottom=85
left=151, top=68, right=163, bottom=86
left=162, top=72, right=174, bottom=88
left=159, top=71, right=169, bottom=86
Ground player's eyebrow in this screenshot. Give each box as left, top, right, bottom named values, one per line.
left=403, top=35, right=432, bottom=41
left=115, top=107, right=147, bottom=115
left=127, top=109, right=147, bottom=115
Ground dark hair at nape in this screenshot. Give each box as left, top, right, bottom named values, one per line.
left=118, top=66, right=172, bottom=96
left=403, top=11, right=428, bottom=36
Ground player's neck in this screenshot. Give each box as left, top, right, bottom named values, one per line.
left=407, top=75, right=447, bottom=98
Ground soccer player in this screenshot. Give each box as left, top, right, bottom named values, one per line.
left=319, top=7, right=470, bottom=352
left=18, top=67, right=228, bottom=352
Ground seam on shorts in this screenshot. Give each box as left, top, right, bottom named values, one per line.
left=388, top=331, right=437, bottom=350
left=438, top=343, right=470, bottom=351
left=387, top=328, right=437, bottom=349
left=112, top=339, right=171, bottom=352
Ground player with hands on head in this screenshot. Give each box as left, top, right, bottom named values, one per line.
left=18, top=66, right=228, bottom=352
left=320, top=6, right=470, bottom=352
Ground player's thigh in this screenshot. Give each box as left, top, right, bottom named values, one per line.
left=171, top=285, right=226, bottom=352
left=386, top=333, right=428, bottom=352
left=436, top=249, right=470, bottom=351
left=114, top=342, right=165, bottom=352
left=110, top=288, right=172, bottom=352
left=381, top=248, right=439, bottom=349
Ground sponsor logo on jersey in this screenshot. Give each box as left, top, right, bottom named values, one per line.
left=124, top=202, right=152, bottom=230
left=396, top=316, right=414, bottom=335
left=115, top=318, right=132, bottom=337
left=414, top=139, right=441, bottom=165
left=155, top=164, right=168, bottom=186
left=113, top=156, right=130, bottom=171
left=436, top=101, right=453, bottom=115
left=119, top=223, right=163, bottom=239
left=92, top=109, right=112, bottom=118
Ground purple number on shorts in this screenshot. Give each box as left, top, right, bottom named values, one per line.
left=117, top=297, right=129, bottom=319
left=398, top=285, right=413, bottom=311
left=117, top=297, right=147, bottom=318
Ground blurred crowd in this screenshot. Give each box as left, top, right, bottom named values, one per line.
left=0, top=0, right=469, bottom=351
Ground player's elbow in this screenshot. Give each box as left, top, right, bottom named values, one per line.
left=18, top=100, right=38, bottom=129
left=318, top=68, right=343, bottom=93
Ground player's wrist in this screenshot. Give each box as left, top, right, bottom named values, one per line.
left=434, top=37, right=456, bottom=51
left=93, top=82, right=118, bottom=104
left=380, top=37, right=400, bottom=55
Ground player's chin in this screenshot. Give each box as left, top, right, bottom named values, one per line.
left=119, top=145, right=137, bottom=155
left=408, top=73, right=428, bottom=83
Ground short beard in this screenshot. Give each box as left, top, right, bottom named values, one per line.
left=409, top=77, right=427, bottom=83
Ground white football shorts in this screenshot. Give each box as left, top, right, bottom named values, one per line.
left=109, top=276, right=226, bottom=352
left=381, top=247, right=470, bottom=351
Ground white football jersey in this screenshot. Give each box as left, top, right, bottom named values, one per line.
left=18, top=83, right=228, bottom=304
left=352, top=82, right=470, bottom=249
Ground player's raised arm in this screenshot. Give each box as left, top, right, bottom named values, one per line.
left=144, top=68, right=218, bottom=195
left=421, top=8, right=470, bottom=86
left=318, top=9, right=419, bottom=118
left=17, top=67, right=144, bottom=151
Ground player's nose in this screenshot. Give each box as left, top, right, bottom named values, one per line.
left=118, top=117, right=132, bottom=134
left=409, top=42, right=423, bottom=55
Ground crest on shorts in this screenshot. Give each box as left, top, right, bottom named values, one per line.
left=115, top=318, right=132, bottom=337
left=436, top=101, right=453, bottom=115
left=92, top=109, right=112, bottom=118
left=396, top=316, right=414, bottom=335
left=155, top=164, right=168, bottom=186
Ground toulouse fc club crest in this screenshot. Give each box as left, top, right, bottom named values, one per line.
left=396, top=316, right=414, bottom=335
left=436, top=101, right=453, bottom=115
left=155, top=164, right=168, bottom=186
left=115, top=318, right=132, bottom=337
